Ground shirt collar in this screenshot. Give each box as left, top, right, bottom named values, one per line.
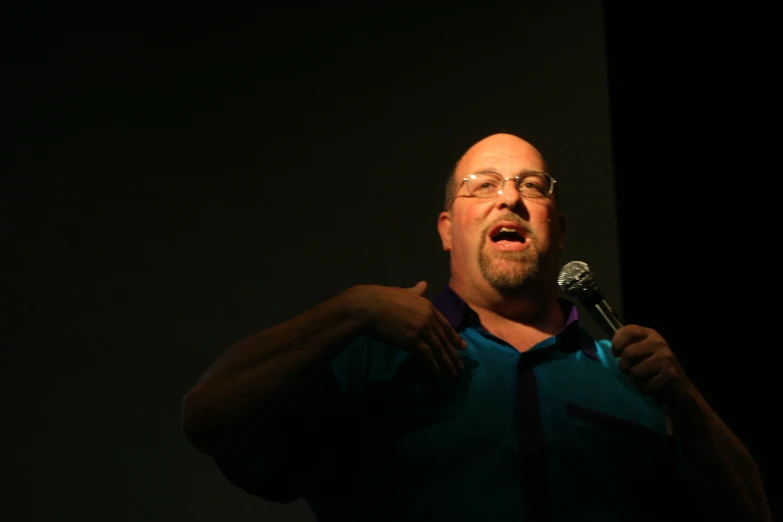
left=433, top=285, right=598, bottom=360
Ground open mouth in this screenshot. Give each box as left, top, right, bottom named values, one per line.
left=487, top=223, right=529, bottom=252
left=489, top=225, right=527, bottom=244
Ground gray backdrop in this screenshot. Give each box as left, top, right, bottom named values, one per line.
left=6, top=3, right=620, bottom=521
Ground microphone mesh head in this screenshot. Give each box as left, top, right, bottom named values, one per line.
left=558, top=260, right=603, bottom=302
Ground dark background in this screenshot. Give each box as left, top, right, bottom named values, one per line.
left=5, top=2, right=777, bottom=521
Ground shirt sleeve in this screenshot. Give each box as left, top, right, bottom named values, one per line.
left=211, top=334, right=376, bottom=503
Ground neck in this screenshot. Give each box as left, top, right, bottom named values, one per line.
left=450, top=276, right=565, bottom=336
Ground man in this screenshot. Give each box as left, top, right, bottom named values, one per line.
left=181, top=133, right=771, bottom=521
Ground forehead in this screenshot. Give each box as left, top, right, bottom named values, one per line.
left=455, top=134, right=546, bottom=179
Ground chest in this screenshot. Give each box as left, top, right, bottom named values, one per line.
left=354, top=342, right=668, bottom=473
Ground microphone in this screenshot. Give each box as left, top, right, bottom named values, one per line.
left=557, top=260, right=623, bottom=335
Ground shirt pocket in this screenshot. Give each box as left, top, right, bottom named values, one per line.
left=564, top=402, right=663, bottom=446
left=560, top=401, right=678, bottom=491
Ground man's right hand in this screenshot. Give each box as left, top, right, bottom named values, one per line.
left=348, top=281, right=467, bottom=379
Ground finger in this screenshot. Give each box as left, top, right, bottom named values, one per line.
left=429, top=315, right=464, bottom=373
left=626, top=354, right=662, bottom=381
left=407, top=281, right=428, bottom=296
left=617, top=345, right=654, bottom=374
left=413, top=339, right=440, bottom=376
left=635, top=369, right=677, bottom=398
left=420, top=325, right=458, bottom=379
left=433, top=307, right=468, bottom=350
left=611, top=325, right=648, bottom=357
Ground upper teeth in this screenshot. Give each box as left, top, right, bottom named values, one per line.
left=499, top=227, right=516, bottom=233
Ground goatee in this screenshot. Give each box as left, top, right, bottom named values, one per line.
left=478, top=247, right=542, bottom=292
left=478, top=216, right=540, bottom=292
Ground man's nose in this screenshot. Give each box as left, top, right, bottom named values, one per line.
left=496, top=180, right=524, bottom=209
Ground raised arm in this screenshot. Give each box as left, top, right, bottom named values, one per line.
left=180, top=281, right=466, bottom=455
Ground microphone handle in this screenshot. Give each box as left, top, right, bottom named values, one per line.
left=590, top=298, right=623, bottom=334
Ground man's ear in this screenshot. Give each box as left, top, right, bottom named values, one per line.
left=437, top=211, right=452, bottom=251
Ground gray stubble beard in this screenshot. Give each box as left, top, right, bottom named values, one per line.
left=478, top=238, right=543, bottom=293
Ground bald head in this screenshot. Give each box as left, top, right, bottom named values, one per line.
left=443, top=133, right=552, bottom=211
left=459, top=133, right=546, bottom=172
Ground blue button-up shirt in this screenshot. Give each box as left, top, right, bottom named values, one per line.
left=216, top=286, right=681, bottom=521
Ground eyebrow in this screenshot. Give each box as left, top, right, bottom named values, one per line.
left=467, top=167, right=547, bottom=176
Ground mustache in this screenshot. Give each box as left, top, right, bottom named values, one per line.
left=481, top=214, right=535, bottom=239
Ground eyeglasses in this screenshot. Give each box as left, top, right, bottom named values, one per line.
left=459, top=171, right=557, bottom=200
